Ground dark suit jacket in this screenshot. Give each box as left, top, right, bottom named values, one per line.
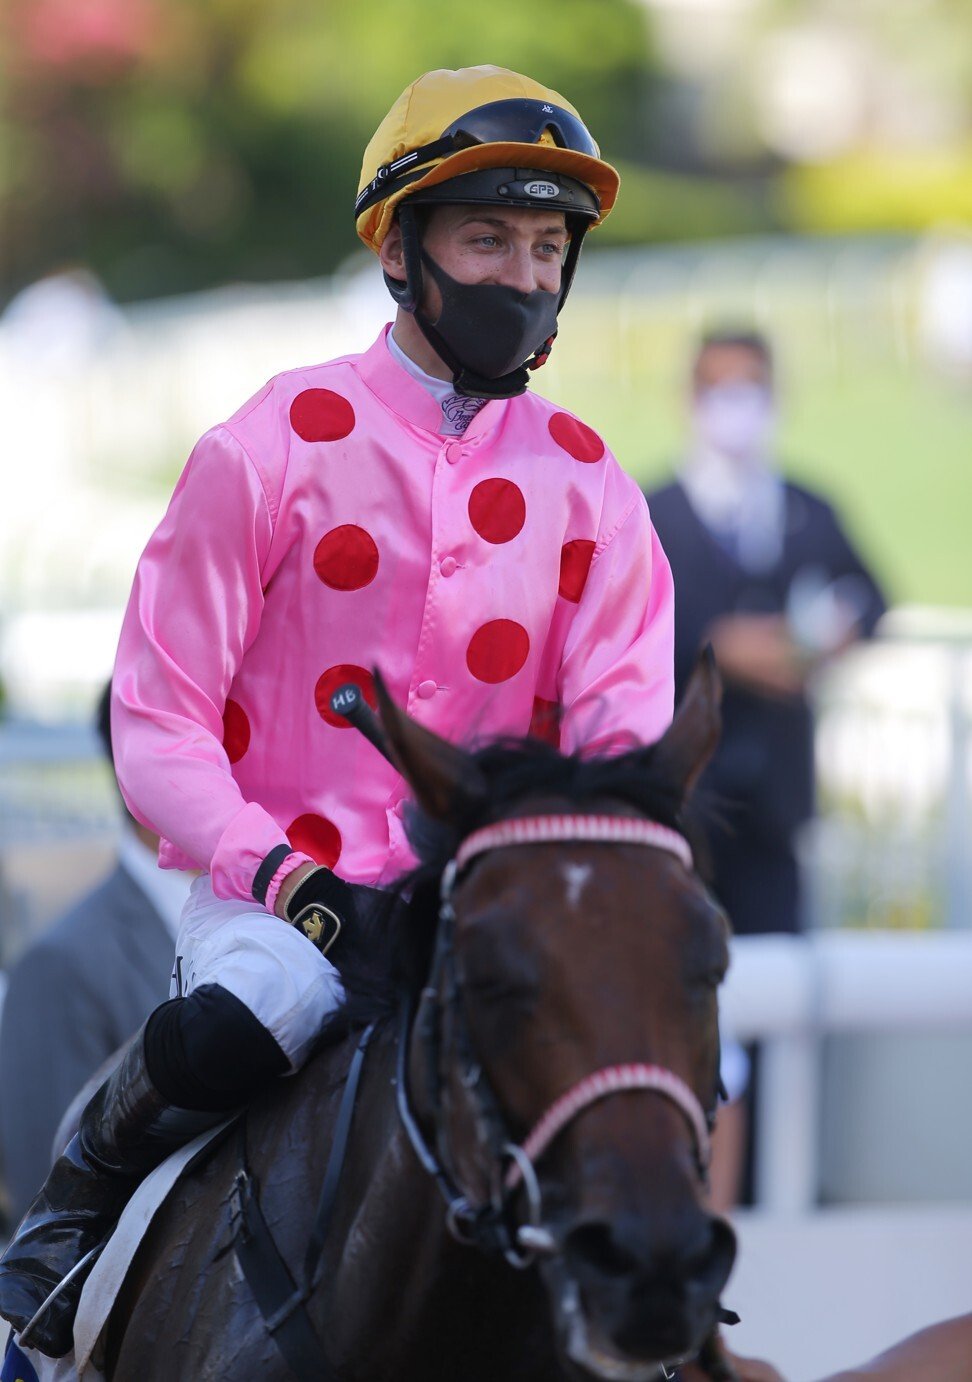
left=646, top=478, right=886, bottom=930
left=0, top=864, right=174, bottom=1219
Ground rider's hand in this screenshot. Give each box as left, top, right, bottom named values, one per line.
left=278, top=864, right=356, bottom=957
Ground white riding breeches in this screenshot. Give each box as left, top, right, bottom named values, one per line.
left=171, top=874, right=345, bottom=1070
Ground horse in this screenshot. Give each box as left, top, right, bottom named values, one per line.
left=102, top=656, right=737, bottom=1381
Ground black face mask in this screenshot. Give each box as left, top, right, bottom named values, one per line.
left=416, top=251, right=560, bottom=399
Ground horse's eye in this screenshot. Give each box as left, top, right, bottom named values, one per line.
left=684, top=898, right=730, bottom=991
left=464, top=971, right=538, bottom=1008
left=688, top=974, right=717, bottom=996
left=459, top=928, right=541, bottom=1010
left=684, top=960, right=726, bottom=995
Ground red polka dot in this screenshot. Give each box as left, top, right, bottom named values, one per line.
left=559, top=539, right=596, bottom=603
left=290, top=389, right=356, bottom=442
left=313, top=525, right=379, bottom=590
left=529, top=696, right=561, bottom=748
left=466, top=620, right=530, bottom=684
left=222, top=700, right=250, bottom=763
left=287, top=813, right=342, bottom=869
left=548, top=412, right=605, bottom=463
left=315, top=665, right=377, bottom=728
left=468, top=478, right=526, bottom=544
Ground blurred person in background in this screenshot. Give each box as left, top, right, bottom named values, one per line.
left=0, top=267, right=124, bottom=372
left=0, top=66, right=681, bottom=1357
left=0, top=682, right=188, bottom=1223
left=645, top=327, right=887, bottom=1206
left=646, top=326, right=887, bottom=941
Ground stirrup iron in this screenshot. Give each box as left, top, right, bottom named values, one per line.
left=16, top=1244, right=104, bottom=1352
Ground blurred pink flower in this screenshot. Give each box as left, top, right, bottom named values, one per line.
left=13, top=0, right=162, bottom=72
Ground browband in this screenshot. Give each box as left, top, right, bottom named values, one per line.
left=455, top=814, right=692, bottom=874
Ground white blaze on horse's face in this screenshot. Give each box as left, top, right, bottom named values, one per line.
left=560, top=861, right=593, bottom=909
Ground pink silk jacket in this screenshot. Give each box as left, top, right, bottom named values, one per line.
left=112, top=327, right=675, bottom=906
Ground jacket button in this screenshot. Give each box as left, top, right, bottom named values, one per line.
left=439, top=556, right=457, bottom=577
left=417, top=679, right=437, bottom=699
left=445, top=442, right=462, bottom=464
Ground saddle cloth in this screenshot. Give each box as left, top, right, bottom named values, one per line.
left=11, top=1119, right=233, bottom=1382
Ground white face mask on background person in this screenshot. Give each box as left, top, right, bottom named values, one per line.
left=692, top=382, right=776, bottom=462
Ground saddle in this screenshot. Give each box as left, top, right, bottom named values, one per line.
left=58, top=1014, right=375, bottom=1380
left=72, top=1118, right=236, bottom=1378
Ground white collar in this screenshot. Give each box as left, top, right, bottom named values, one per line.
left=117, top=828, right=193, bottom=940
left=386, top=329, right=486, bottom=436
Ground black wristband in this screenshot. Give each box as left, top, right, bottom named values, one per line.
left=252, top=844, right=294, bottom=906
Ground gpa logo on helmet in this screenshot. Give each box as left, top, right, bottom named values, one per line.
left=524, top=180, right=560, bottom=199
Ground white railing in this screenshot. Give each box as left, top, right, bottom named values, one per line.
left=811, top=616, right=972, bottom=934
left=723, top=930, right=972, bottom=1211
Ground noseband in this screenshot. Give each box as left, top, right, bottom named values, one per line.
left=396, top=813, right=714, bottom=1272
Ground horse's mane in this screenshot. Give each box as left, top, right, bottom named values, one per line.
left=316, top=735, right=685, bottom=1045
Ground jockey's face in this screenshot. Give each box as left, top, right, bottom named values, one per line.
left=379, top=204, right=567, bottom=303
left=379, top=202, right=569, bottom=381
left=420, top=203, right=567, bottom=301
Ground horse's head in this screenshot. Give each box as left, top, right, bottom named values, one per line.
left=376, top=658, right=736, bottom=1380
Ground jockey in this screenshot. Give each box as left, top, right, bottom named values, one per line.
left=0, top=64, right=675, bottom=1357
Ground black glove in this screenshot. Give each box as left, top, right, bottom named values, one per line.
left=284, top=866, right=358, bottom=958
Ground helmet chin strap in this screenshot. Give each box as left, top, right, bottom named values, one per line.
left=383, top=203, right=588, bottom=400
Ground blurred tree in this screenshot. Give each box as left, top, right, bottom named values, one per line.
left=6, top=0, right=971, bottom=306
left=0, top=0, right=664, bottom=303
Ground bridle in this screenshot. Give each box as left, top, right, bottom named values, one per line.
left=396, top=813, right=717, bottom=1274
left=226, top=805, right=734, bottom=1382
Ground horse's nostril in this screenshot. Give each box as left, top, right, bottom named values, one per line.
left=559, top=1214, right=737, bottom=1363
left=564, top=1222, right=639, bottom=1280
left=564, top=1213, right=736, bottom=1296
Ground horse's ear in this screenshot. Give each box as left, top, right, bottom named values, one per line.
left=650, top=646, right=722, bottom=801
left=372, top=669, right=489, bottom=823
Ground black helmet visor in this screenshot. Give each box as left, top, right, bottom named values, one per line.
left=439, top=98, right=599, bottom=157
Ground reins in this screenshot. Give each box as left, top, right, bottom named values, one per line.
left=229, top=1022, right=377, bottom=1382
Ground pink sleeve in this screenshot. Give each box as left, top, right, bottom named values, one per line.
left=111, top=425, right=289, bottom=904
left=559, top=496, right=675, bottom=755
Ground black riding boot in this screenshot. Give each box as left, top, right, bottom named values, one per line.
left=0, top=1024, right=228, bottom=1357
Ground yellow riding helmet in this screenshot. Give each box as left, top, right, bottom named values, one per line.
left=356, top=65, right=620, bottom=253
